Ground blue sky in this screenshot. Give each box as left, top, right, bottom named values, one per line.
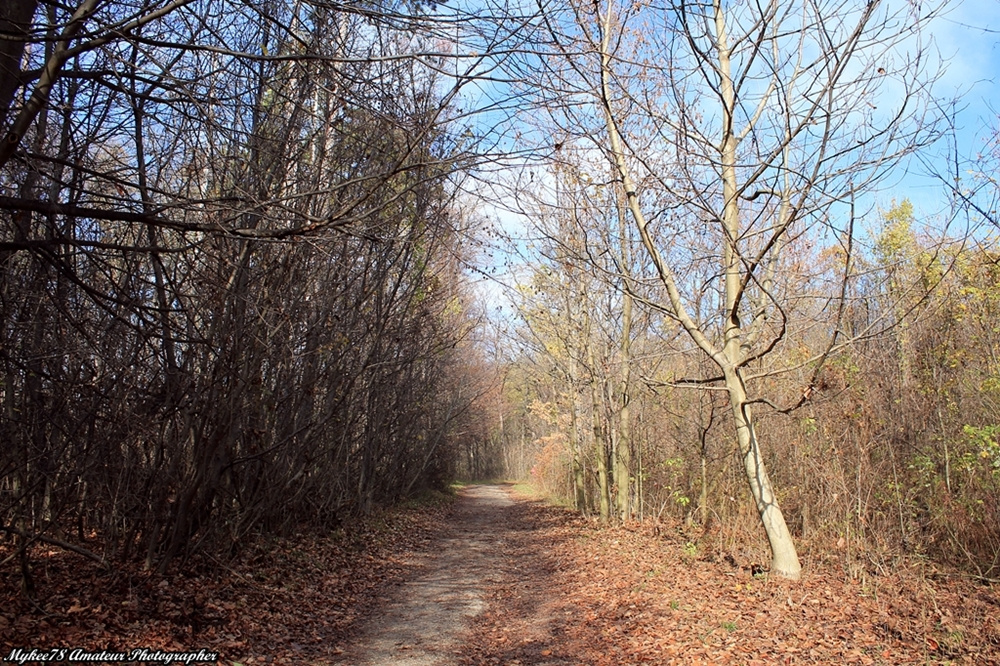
left=466, top=1, right=1000, bottom=315
left=896, top=1, right=1000, bottom=220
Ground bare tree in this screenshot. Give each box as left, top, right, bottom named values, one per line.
left=0, top=0, right=498, bottom=585
left=507, top=0, right=948, bottom=578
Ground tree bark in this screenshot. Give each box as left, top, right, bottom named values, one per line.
left=724, top=370, right=801, bottom=579
left=588, top=336, right=611, bottom=523
left=615, top=192, right=633, bottom=522
left=0, top=0, right=37, bottom=127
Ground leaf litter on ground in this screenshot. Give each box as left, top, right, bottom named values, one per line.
left=2, top=484, right=999, bottom=665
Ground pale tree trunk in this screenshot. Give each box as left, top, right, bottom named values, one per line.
left=587, top=323, right=611, bottom=522
left=724, top=371, right=801, bottom=579
left=615, top=194, right=633, bottom=522
left=567, top=287, right=588, bottom=513
left=558, top=175, right=589, bottom=513
left=570, top=381, right=588, bottom=513
left=715, top=2, right=800, bottom=580
left=614, top=343, right=631, bottom=521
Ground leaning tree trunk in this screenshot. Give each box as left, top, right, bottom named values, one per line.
left=724, top=369, right=801, bottom=580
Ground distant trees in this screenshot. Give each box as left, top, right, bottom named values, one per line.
left=0, top=0, right=493, bottom=584
left=850, top=224, right=1000, bottom=578
left=506, top=155, right=653, bottom=522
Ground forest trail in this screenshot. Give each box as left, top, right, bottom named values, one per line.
left=342, top=484, right=510, bottom=664
left=341, top=484, right=571, bottom=665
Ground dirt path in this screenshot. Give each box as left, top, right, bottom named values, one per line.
left=341, top=484, right=518, bottom=665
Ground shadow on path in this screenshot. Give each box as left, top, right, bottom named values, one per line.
left=341, top=484, right=516, bottom=665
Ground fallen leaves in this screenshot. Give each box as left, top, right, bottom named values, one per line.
left=0, top=500, right=455, bottom=665
left=3, top=486, right=999, bottom=665
left=459, top=487, right=1000, bottom=665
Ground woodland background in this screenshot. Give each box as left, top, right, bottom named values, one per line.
left=0, top=0, right=999, bottom=591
